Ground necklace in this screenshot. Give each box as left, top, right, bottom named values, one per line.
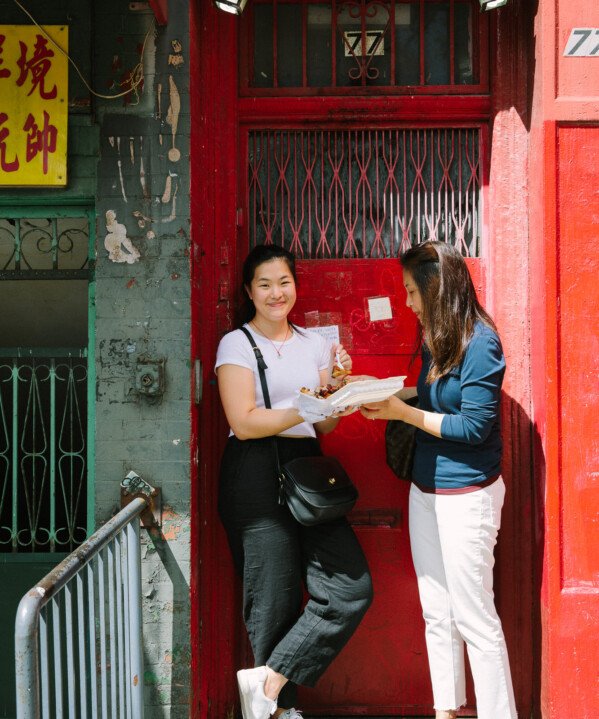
left=250, top=321, right=291, bottom=359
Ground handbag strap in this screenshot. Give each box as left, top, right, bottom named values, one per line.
left=239, top=326, right=272, bottom=408
left=240, top=326, right=285, bottom=502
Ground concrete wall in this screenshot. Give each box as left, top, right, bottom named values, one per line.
left=93, top=1, right=192, bottom=717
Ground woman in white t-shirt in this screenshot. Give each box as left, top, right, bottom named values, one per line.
left=216, top=244, right=372, bottom=719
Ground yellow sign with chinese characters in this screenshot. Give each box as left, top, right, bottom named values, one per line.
left=0, top=25, right=68, bottom=186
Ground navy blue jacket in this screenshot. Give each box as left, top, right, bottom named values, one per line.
left=413, top=322, right=506, bottom=490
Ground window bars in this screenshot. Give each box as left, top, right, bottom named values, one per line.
left=0, top=210, right=93, bottom=553
left=243, top=0, right=484, bottom=93
left=0, top=351, right=88, bottom=552
left=248, top=127, right=481, bottom=258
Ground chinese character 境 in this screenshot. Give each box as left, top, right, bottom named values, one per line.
left=16, top=34, right=58, bottom=99
left=24, top=110, right=57, bottom=174
left=0, top=113, right=20, bottom=172
left=0, top=35, right=11, bottom=79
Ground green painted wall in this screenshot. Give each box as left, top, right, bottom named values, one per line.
left=0, top=1, right=192, bottom=717
left=94, top=1, right=192, bottom=716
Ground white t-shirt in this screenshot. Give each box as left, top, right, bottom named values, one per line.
left=215, top=325, right=331, bottom=438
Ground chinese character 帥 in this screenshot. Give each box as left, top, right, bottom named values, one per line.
left=0, top=35, right=11, bottom=79
left=16, top=34, right=58, bottom=99
left=0, top=113, right=19, bottom=172
left=24, top=110, right=57, bottom=174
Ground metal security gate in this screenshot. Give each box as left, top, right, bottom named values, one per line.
left=247, top=127, right=481, bottom=257
left=0, top=208, right=95, bottom=718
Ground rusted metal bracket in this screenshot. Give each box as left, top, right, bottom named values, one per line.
left=120, top=470, right=162, bottom=528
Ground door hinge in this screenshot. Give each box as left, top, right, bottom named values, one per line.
left=194, top=358, right=203, bottom=405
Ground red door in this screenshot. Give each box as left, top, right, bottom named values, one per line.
left=192, top=2, right=497, bottom=717
left=240, top=125, right=486, bottom=715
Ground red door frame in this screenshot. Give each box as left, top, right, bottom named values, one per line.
left=190, top=1, right=535, bottom=716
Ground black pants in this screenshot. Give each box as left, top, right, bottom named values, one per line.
left=218, top=435, right=373, bottom=709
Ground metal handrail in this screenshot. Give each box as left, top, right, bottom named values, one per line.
left=15, top=495, right=149, bottom=719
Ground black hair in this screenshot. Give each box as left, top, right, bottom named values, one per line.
left=400, top=241, right=497, bottom=382
left=237, top=244, right=298, bottom=326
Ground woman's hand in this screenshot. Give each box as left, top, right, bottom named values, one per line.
left=360, top=396, right=408, bottom=422
left=361, top=396, right=445, bottom=438
left=331, top=406, right=359, bottom=418
left=331, top=343, right=352, bottom=373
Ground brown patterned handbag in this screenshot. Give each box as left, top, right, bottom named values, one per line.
left=385, top=396, right=419, bottom=480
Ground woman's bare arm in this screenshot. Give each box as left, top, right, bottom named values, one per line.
left=217, top=364, right=305, bottom=440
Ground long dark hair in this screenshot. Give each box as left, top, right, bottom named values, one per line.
left=400, top=241, right=497, bottom=383
left=237, top=244, right=298, bottom=326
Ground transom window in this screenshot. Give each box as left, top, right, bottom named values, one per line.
left=240, top=0, right=488, bottom=94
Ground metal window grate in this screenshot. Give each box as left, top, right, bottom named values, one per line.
left=0, top=217, right=90, bottom=279
left=0, top=351, right=88, bottom=552
left=248, top=127, right=481, bottom=258
left=0, top=209, right=94, bottom=553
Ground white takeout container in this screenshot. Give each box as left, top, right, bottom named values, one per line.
left=296, top=376, right=406, bottom=417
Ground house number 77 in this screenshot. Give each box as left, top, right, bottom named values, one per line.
left=343, top=30, right=385, bottom=57
left=563, top=28, right=599, bottom=57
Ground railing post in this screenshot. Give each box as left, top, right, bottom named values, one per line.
left=15, top=593, right=42, bottom=719
left=127, top=518, right=144, bottom=718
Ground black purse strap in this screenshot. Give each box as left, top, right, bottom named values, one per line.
left=240, top=326, right=285, bottom=502
left=240, top=326, right=271, bottom=407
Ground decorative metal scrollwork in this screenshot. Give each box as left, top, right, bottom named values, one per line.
left=0, top=217, right=90, bottom=273
left=336, top=0, right=392, bottom=82
left=0, top=355, right=88, bottom=552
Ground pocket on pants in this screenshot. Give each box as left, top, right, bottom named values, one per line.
left=481, top=477, right=505, bottom=532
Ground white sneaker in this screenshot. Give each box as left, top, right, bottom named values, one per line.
left=278, top=710, right=303, bottom=719
left=237, top=666, right=278, bottom=719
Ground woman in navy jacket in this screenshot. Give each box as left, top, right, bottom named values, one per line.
left=361, top=241, right=517, bottom=719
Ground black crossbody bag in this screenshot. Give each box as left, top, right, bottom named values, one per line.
left=240, top=327, right=358, bottom=526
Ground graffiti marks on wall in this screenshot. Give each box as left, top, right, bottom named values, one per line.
left=105, top=210, right=140, bottom=264
left=99, top=31, right=188, bottom=255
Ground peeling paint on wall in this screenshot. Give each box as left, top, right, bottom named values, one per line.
left=168, top=39, right=184, bottom=68
left=105, top=209, right=141, bottom=263
left=165, top=75, right=181, bottom=162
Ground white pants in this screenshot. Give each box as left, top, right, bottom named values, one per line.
left=409, top=479, right=517, bottom=719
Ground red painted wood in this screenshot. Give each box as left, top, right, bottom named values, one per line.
left=487, top=5, right=535, bottom=717
left=191, top=1, right=535, bottom=717
left=148, top=0, right=168, bottom=25
left=191, top=3, right=241, bottom=717
left=553, top=125, right=599, bottom=712
left=189, top=2, right=200, bottom=713
left=532, top=123, right=599, bottom=718
left=238, top=95, right=491, bottom=123
left=527, top=0, right=599, bottom=715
